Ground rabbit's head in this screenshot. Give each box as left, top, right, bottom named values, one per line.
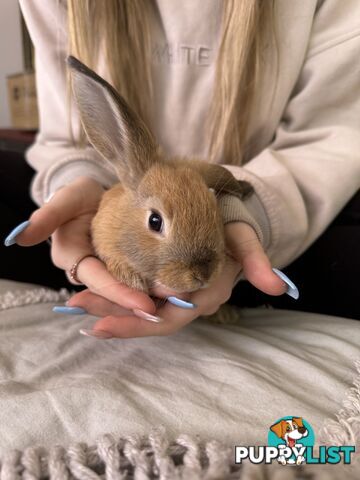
left=67, top=56, right=252, bottom=292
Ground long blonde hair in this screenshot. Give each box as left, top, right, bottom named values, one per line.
left=67, top=0, right=273, bottom=165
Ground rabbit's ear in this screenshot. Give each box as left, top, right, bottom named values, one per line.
left=190, top=160, right=254, bottom=199
left=67, top=56, right=157, bottom=189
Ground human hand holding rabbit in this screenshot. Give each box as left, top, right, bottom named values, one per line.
left=11, top=56, right=289, bottom=338
left=66, top=220, right=286, bottom=338
left=13, top=178, right=287, bottom=338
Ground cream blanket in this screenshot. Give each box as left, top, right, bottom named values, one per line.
left=0, top=279, right=358, bottom=478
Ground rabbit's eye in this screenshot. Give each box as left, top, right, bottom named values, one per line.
left=148, top=212, right=163, bottom=233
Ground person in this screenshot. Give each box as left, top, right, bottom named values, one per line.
left=2, top=0, right=359, bottom=337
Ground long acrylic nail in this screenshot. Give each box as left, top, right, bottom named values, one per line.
left=167, top=296, right=197, bottom=309
left=4, top=220, right=30, bottom=246
left=79, top=329, right=113, bottom=339
left=53, top=306, right=87, bottom=315
left=133, top=309, right=163, bottom=323
left=272, top=268, right=299, bottom=300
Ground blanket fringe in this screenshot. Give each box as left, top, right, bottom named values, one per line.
left=0, top=427, right=356, bottom=479
left=0, top=287, right=71, bottom=311
left=320, top=360, right=360, bottom=445
left=319, top=359, right=360, bottom=467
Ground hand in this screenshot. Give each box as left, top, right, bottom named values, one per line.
left=14, top=176, right=157, bottom=317
left=64, top=222, right=288, bottom=339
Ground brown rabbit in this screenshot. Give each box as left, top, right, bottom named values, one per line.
left=67, top=56, right=253, bottom=294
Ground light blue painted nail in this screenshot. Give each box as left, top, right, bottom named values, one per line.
left=167, top=296, right=197, bottom=309
left=4, top=220, right=30, bottom=246
left=53, top=306, right=87, bottom=315
left=272, top=268, right=299, bottom=300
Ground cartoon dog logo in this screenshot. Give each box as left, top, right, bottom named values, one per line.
left=270, top=417, right=309, bottom=465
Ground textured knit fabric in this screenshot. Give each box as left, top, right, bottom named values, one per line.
left=19, top=0, right=360, bottom=269
left=0, top=279, right=359, bottom=478
left=217, top=194, right=265, bottom=246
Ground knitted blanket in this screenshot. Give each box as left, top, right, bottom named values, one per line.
left=0, top=282, right=359, bottom=479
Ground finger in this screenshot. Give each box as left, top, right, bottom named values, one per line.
left=93, top=300, right=198, bottom=338
left=148, top=284, right=191, bottom=302
left=16, top=177, right=103, bottom=246
left=92, top=314, right=170, bottom=338
left=74, top=255, right=157, bottom=313
left=50, top=214, right=95, bottom=271
left=91, top=259, right=240, bottom=338
left=67, top=289, right=134, bottom=317
left=242, top=249, right=286, bottom=295
left=225, top=223, right=286, bottom=296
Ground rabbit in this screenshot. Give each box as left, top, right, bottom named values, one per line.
left=67, top=55, right=254, bottom=294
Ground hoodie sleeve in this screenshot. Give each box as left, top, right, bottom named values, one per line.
left=19, top=0, right=118, bottom=206
left=221, top=0, right=360, bottom=269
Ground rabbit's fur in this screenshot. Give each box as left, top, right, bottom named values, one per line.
left=67, top=56, right=253, bottom=293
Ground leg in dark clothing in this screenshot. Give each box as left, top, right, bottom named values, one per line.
left=0, top=150, right=78, bottom=290
left=229, top=190, right=360, bottom=320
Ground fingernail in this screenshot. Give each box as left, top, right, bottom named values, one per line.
left=272, top=268, right=299, bottom=300
left=53, top=306, right=87, bottom=314
left=167, top=296, right=197, bottom=309
left=79, top=329, right=113, bottom=339
left=133, top=309, right=163, bottom=323
left=4, top=220, right=30, bottom=246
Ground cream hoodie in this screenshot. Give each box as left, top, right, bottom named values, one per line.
left=19, top=0, right=360, bottom=269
